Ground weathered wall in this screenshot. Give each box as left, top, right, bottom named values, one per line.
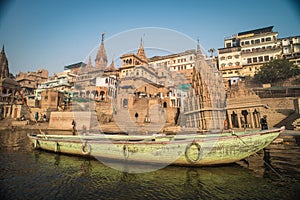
left=49, top=112, right=92, bottom=130
left=260, top=97, right=296, bottom=127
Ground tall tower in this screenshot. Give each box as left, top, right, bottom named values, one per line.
left=137, top=38, right=147, bottom=63
left=86, top=56, right=92, bottom=69
left=95, top=33, right=108, bottom=70
left=0, top=45, right=9, bottom=79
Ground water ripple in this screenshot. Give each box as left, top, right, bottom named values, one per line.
left=0, top=131, right=300, bottom=200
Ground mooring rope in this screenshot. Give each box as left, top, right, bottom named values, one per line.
left=231, top=130, right=283, bottom=180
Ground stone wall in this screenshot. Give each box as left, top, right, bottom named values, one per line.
left=260, top=97, right=296, bottom=128
left=49, top=112, right=92, bottom=130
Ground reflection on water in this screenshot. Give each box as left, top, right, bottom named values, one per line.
left=0, top=130, right=299, bottom=199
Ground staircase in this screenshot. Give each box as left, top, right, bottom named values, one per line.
left=99, top=98, right=167, bottom=134
left=274, top=111, right=300, bottom=130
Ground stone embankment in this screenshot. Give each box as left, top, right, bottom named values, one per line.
left=0, top=117, right=299, bottom=145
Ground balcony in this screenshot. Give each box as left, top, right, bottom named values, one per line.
left=293, top=37, right=300, bottom=44
left=218, top=47, right=241, bottom=54
left=241, top=46, right=281, bottom=55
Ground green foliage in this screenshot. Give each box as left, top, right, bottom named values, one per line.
left=254, top=59, right=300, bottom=83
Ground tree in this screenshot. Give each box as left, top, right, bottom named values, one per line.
left=208, top=48, right=215, bottom=57
left=253, top=59, right=300, bottom=84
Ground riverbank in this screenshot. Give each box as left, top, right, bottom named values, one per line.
left=1, top=119, right=299, bottom=142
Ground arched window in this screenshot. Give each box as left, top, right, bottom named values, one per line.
left=163, top=102, right=167, bottom=108
left=100, top=91, right=105, bottom=100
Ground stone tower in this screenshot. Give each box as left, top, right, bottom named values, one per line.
left=95, top=33, right=108, bottom=70
left=183, top=40, right=226, bottom=130
left=0, top=45, right=9, bottom=79
left=137, top=38, right=147, bottom=63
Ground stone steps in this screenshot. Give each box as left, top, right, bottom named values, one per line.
left=274, top=111, right=300, bottom=130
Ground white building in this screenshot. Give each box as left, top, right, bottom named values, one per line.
left=218, top=26, right=282, bottom=87
left=279, top=36, right=300, bottom=67
left=148, top=49, right=196, bottom=82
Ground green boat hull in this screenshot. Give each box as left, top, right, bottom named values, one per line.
left=28, top=127, right=284, bottom=166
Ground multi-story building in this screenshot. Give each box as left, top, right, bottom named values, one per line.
left=35, top=74, right=73, bottom=101
left=118, top=40, right=167, bottom=105
left=218, top=26, right=282, bottom=86
left=94, top=75, right=117, bottom=100
left=148, top=49, right=196, bottom=83
left=72, top=33, right=118, bottom=100
left=15, top=69, right=48, bottom=94
left=278, top=36, right=300, bottom=67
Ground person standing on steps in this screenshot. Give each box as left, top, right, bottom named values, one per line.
left=135, top=112, right=139, bottom=123
left=260, top=115, right=268, bottom=130
left=35, top=112, right=39, bottom=122
left=72, top=119, right=76, bottom=135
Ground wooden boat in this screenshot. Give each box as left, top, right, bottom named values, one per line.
left=28, top=126, right=285, bottom=166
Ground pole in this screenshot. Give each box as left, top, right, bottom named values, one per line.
left=17, top=89, right=47, bottom=138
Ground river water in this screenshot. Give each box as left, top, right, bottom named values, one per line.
left=0, top=130, right=299, bottom=200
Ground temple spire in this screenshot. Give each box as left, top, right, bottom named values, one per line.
left=108, top=60, right=115, bottom=70
left=197, top=38, right=202, bottom=54
left=101, top=32, right=105, bottom=42
left=137, top=37, right=147, bottom=63
left=87, top=56, right=92, bottom=68
left=95, top=32, right=108, bottom=70
left=196, top=38, right=204, bottom=60
left=0, top=44, right=9, bottom=79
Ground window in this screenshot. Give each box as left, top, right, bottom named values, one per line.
left=105, top=78, right=108, bottom=83
left=264, top=56, right=269, bottom=61
left=261, top=38, right=265, bottom=42
left=234, top=55, right=239, bottom=59
left=241, top=41, right=244, bottom=46
left=251, top=40, right=254, bottom=44
left=266, top=37, right=271, bottom=42
left=247, top=58, right=252, bottom=63
left=235, top=62, right=240, bottom=66
left=253, top=57, right=257, bottom=63
left=220, top=56, right=225, bottom=60
left=227, top=56, right=232, bottom=59
left=228, top=62, right=233, bottom=66
left=255, top=39, right=260, bottom=44
left=258, top=56, right=263, bottom=62
left=245, top=41, right=250, bottom=45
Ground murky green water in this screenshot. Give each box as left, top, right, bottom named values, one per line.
left=0, top=130, right=299, bottom=199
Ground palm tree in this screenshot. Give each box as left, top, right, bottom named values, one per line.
left=208, top=48, right=215, bottom=57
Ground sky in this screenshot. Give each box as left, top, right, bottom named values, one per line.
left=0, top=0, right=299, bottom=76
